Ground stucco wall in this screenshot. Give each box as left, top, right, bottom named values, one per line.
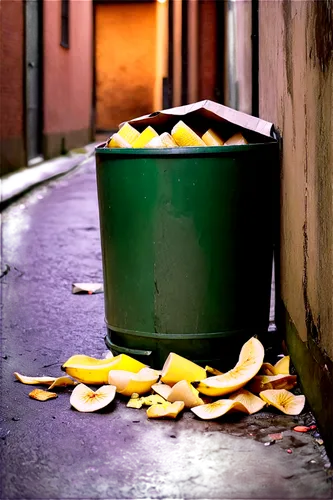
left=259, top=0, right=333, bottom=358
left=95, top=3, right=157, bottom=131
left=43, top=0, right=93, bottom=154
left=0, top=0, right=26, bottom=174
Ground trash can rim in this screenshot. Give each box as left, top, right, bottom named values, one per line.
left=95, top=141, right=277, bottom=157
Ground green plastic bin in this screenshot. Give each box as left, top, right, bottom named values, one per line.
left=95, top=142, right=278, bottom=369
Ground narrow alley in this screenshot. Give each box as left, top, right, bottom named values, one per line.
left=1, top=157, right=332, bottom=499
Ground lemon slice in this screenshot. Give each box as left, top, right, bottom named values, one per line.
left=167, top=380, right=204, bottom=408
left=260, top=356, right=290, bottom=375
left=14, top=372, right=56, bottom=385
left=61, top=353, right=146, bottom=384
left=108, top=367, right=159, bottom=397
left=147, top=401, right=185, bottom=419
left=228, top=388, right=266, bottom=414
left=194, top=337, right=265, bottom=397
left=191, top=399, right=248, bottom=420
left=247, top=374, right=297, bottom=393
left=161, top=353, right=206, bottom=386
left=259, top=389, right=305, bottom=415
left=70, top=384, right=116, bottom=412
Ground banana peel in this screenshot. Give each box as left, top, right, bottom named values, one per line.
left=259, top=389, right=305, bottom=415
left=247, top=374, right=297, bottom=393
left=151, top=383, right=172, bottom=400
left=147, top=401, right=185, bottom=419
left=260, top=356, right=290, bottom=376
left=14, top=372, right=56, bottom=385
left=108, top=367, right=159, bottom=396
left=193, top=337, right=265, bottom=397
left=167, top=380, right=204, bottom=408
left=191, top=399, right=249, bottom=420
left=161, top=353, right=206, bottom=386
left=228, top=388, right=266, bottom=414
left=61, top=353, right=146, bottom=384
left=70, top=383, right=116, bottom=412
left=29, top=389, right=58, bottom=401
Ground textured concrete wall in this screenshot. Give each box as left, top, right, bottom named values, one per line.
left=259, top=0, right=333, bottom=453
left=95, top=3, right=157, bottom=131
left=0, top=0, right=26, bottom=174
left=43, top=0, right=93, bottom=148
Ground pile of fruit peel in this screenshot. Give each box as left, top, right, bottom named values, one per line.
left=106, top=121, right=248, bottom=149
left=14, top=337, right=306, bottom=420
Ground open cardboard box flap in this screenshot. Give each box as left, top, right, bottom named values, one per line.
left=121, top=100, right=276, bottom=143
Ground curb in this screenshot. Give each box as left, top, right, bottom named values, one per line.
left=0, top=142, right=98, bottom=211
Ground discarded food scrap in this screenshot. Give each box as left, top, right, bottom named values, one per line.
left=106, top=121, right=248, bottom=150
left=14, top=337, right=308, bottom=423
left=70, top=384, right=116, bottom=412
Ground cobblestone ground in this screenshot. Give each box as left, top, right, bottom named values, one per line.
left=1, top=157, right=332, bottom=499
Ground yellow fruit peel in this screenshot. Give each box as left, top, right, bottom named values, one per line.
left=194, top=337, right=265, bottom=397
left=147, top=401, right=185, bottom=419
left=127, top=393, right=166, bottom=409
left=259, top=389, right=305, bottom=415
left=261, top=356, right=290, bottom=376
left=228, top=388, right=266, bottom=414
left=205, top=365, right=223, bottom=376
left=29, top=389, right=58, bottom=401
left=161, top=352, right=206, bottom=386
left=247, top=374, right=297, bottom=394
left=202, top=129, right=224, bottom=146
left=152, top=383, right=172, bottom=400
left=48, top=376, right=78, bottom=390
left=14, top=372, right=56, bottom=385
left=108, top=367, right=159, bottom=397
left=132, top=126, right=159, bottom=148
left=70, top=383, right=116, bottom=412
left=191, top=399, right=248, bottom=420
left=118, top=122, right=140, bottom=144
left=61, top=353, right=146, bottom=385
left=167, top=380, right=204, bottom=408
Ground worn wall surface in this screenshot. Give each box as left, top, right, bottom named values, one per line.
left=95, top=3, right=157, bottom=131
left=43, top=0, right=93, bottom=156
left=259, top=0, right=333, bottom=455
left=198, top=0, right=217, bottom=101
left=0, top=0, right=26, bottom=174
left=233, top=0, right=252, bottom=114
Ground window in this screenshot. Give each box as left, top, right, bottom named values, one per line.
left=61, top=0, right=69, bottom=48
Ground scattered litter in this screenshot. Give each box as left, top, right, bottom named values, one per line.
left=312, top=431, right=321, bottom=438
left=268, top=432, right=283, bottom=441
left=309, top=424, right=317, bottom=430
left=264, top=440, right=275, bottom=446
left=293, top=425, right=311, bottom=433
left=72, top=283, right=104, bottom=294
left=310, top=459, right=317, bottom=464
left=11, top=417, right=20, bottom=421
left=287, top=449, right=293, bottom=454
left=315, top=438, right=324, bottom=446
left=29, top=389, right=58, bottom=401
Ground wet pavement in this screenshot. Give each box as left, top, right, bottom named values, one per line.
left=1, top=157, right=332, bottom=499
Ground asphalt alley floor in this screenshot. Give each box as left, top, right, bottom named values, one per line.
left=1, top=156, right=332, bottom=500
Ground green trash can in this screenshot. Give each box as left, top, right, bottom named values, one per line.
left=95, top=142, right=278, bottom=369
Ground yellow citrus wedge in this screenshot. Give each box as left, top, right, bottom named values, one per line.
left=147, top=401, right=185, bottom=419
left=48, top=376, right=78, bottom=390
left=108, top=367, right=159, bottom=397
left=191, top=399, right=248, bottom=420
left=161, top=353, right=206, bottom=386
left=261, top=356, right=290, bottom=376
left=228, top=388, right=266, bottom=414
left=14, top=372, right=56, bottom=385
left=61, top=353, right=146, bottom=384
left=70, top=383, right=116, bottom=412
left=247, top=374, right=297, bottom=393
left=194, top=337, right=265, bottom=396
left=151, top=383, right=172, bottom=400
left=259, top=389, right=305, bottom=415
left=29, top=389, right=57, bottom=401
left=205, top=365, right=223, bottom=376
left=167, top=380, right=204, bottom=408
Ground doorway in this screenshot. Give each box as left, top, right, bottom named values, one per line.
left=25, top=0, right=43, bottom=165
